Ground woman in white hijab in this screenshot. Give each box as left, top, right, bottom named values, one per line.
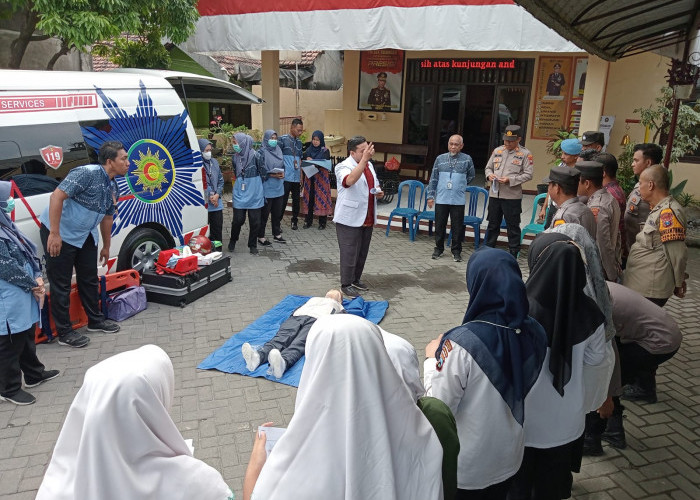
left=244, top=314, right=444, bottom=500
left=36, top=345, right=233, bottom=500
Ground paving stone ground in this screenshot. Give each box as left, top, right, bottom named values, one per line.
left=1, top=206, right=698, bottom=499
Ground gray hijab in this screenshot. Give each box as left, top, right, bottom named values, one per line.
left=262, top=129, right=283, bottom=171
left=547, top=223, right=615, bottom=341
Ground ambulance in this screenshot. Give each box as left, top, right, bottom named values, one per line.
left=0, top=69, right=261, bottom=273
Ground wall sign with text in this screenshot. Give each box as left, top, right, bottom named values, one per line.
left=358, top=49, right=405, bottom=113
left=531, top=56, right=574, bottom=140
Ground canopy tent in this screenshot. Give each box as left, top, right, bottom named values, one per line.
left=183, top=0, right=581, bottom=53
left=514, top=0, right=700, bottom=61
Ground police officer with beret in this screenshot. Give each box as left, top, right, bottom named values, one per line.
left=577, top=161, right=622, bottom=281
left=484, top=125, right=533, bottom=257
left=545, top=165, right=597, bottom=239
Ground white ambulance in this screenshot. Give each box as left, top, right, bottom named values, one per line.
left=0, top=69, right=261, bottom=272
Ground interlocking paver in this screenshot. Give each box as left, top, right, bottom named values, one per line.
left=1, top=200, right=699, bottom=499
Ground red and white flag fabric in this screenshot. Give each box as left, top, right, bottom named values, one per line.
left=187, top=0, right=580, bottom=52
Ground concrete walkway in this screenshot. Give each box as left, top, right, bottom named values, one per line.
left=1, top=207, right=698, bottom=499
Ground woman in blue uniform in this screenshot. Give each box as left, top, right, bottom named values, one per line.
left=228, top=133, right=266, bottom=255
left=0, top=181, right=59, bottom=405
left=256, top=130, right=286, bottom=245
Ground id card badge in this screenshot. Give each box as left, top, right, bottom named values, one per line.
left=241, top=182, right=246, bottom=191
left=446, top=181, right=453, bottom=190
left=294, top=159, right=299, bottom=170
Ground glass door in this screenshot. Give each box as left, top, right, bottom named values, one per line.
left=491, top=85, right=530, bottom=151
left=462, top=85, right=495, bottom=170
left=437, top=85, right=465, bottom=154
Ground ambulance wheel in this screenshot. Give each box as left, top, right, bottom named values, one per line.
left=117, top=228, right=169, bottom=273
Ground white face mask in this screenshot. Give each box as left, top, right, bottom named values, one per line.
left=202, top=151, right=212, bottom=160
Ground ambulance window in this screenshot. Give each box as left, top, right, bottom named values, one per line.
left=80, top=116, right=191, bottom=151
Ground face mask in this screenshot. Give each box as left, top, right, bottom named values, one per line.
left=267, top=139, right=278, bottom=148
left=233, top=144, right=242, bottom=153
left=2, top=197, right=15, bottom=213
left=202, top=151, right=212, bottom=160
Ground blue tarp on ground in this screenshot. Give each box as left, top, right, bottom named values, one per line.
left=197, top=294, right=389, bottom=387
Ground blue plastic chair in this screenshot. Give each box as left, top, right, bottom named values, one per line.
left=415, top=190, right=436, bottom=236
left=385, top=180, right=425, bottom=241
left=520, top=193, right=550, bottom=243
left=447, top=186, right=489, bottom=248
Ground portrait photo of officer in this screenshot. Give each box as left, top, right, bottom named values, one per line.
left=546, top=63, right=565, bottom=96
left=367, top=72, right=392, bottom=111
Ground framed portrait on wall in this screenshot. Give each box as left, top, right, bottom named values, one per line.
left=358, top=49, right=405, bottom=113
left=531, top=56, right=574, bottom=140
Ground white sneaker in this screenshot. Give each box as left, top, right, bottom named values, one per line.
left=242, top=343, right=261, bottom=372
left=268, top=349, right=287, bottom=379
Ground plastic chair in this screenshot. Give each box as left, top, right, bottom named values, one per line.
left=385, top=180, right=425, bottom=242
left=520, top=193, right=549, bottom=243
left=415, top=190, right=436, bottom=236
left=447, top=186, right=489, bottom=248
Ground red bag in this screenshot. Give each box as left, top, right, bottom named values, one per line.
left=385, top=156, right=400, bottom=171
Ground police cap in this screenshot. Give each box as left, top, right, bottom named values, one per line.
left=543, top=165, right=581, bottom=189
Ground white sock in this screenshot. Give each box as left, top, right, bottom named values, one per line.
left=268, top=349, right=287, bottom=379
left=242, top=343, right=260, bottom=372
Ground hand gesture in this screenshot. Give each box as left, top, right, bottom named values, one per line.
left=362, top=142, right=375, bottom=162
left=47, top=232, right=62, bottom=257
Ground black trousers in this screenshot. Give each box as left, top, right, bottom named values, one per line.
left=507, top=441, right=578, bottom=500
left=304, top=178, right=328, bottom=227
left=0, top=327, right=46, bottom=397
left=40, top=224, right=104, bottom=336
left=208, top=210, right=223, bottom=243
left=435, top=203, right=465, bottom=255
left=645, top=297, right=668, bottom=308
left=257, top=315, right=317, bottom=367
left=456, top=476, right=514, bottom=500
left=485, top=198, right=522, bottom=253
left=616, top=339, right=677, bottom=390
left=283, top=181, right=300, bottom=224
left=336, top=223, right=373, bottom=287
left=258, top=196, right=286, bottom=238
left=230, top=207, right=261, bottom=250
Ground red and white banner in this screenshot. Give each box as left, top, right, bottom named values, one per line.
left=186, top=0, right=580, bottom=52
left=0, top=93, right=97, bottom=114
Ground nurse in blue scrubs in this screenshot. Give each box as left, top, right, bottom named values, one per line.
left=228, top=133, right=266, bottom=255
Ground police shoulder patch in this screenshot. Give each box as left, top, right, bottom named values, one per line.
left=590, top=206, right=600, bottom=221
left=659, top=208, right=685, bottom=242
left=553, top=219, right=566, bottom=227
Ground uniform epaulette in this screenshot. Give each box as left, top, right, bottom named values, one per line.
left=659, top=207, right=685, bottom=243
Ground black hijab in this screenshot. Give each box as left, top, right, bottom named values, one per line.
left=526, top=232, right=605, bottom=395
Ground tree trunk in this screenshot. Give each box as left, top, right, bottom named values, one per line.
left=8, top=4, right=41, bottom=69
left=46, top=40, right=71, bottom=70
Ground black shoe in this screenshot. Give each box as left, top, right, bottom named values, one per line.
left=250, top=247, right=259, bottom=255
left=582, top=432, right=604, bottom=456
left=227, top=240, right=235, bottom=252
left=291, top=222, right=298, bottom=230
left=622, top=384, right=657, bottom=404
left=341, top=285, right=360, bottom=298
left=273, top=235, right=286, bottom=244
left=601, top=409, right=627, bottom=449
left=432, top=249, right=443, bottom=260
left=57, top=331, right=90, bottom=348
left=25, top=369, right=60, bottom=388
left=453, top=253, right=463, bottom=262
left=0, top=389, right=36, bottom=406
left=318, top=224, right=326, bottom=230
left=303, top=222, right=312, bottom=229
left=258, top=238, right=272, bottom=246
left=352, top=280, right=369, bottom=291
left=87, top=320, right=120, bottom=333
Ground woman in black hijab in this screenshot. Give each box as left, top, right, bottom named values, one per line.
left=508, top=232, right=611, bottom=500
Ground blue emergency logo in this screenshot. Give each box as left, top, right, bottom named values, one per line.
left=81, top=82, right=205, bottom=237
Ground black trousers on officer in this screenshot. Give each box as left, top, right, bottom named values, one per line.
left=230, top=207, right=261, bottom=250
left=0, top=327, right=45, bottom=398
left=485, top=198, right=522, bottom=254
left=258, top=195, right=286, bottom=239
left=283, top=181, right=300, bottom=225
left=256, top=315, right=317, bottom=367
left=616, top=339, right=677, bottom=391
left=40, top=225, right=104, bottom=336
left=435, top=203, right=465, bottom=255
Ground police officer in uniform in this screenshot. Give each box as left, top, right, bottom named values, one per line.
left=368, top=72, right=392, bottom=111
left=484, top=125, right=533, bottom=257
left=544, top=165, right=597, bottom=240
left=577, top=161, right=622, bottom=281
left=623, top=165, right=688, bottom=308
left=578, top=131, right=606, bottom=160
left=623, top=143, right=662, bottom=264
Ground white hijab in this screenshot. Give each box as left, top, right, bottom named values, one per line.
left=379, top=326, right=425, bottom=402
left=36, top=345, right=232, bottom=500
left=252, top=315, right=444, bottom=500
